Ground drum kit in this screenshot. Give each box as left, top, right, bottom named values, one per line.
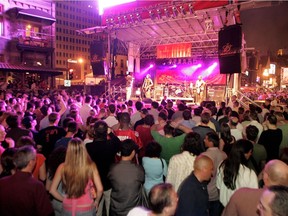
left=165, top=83, right=193, bottom=98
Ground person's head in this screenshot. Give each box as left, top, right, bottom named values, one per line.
left=149, top=183, right=178, bottom=216
left=198, top=75, right=202, bottom=80
left=119, top=112, right=130, bottom=125
left=200, top=112, right=210, bottom=125
left=182, top=132, right=202, bottom=156
left=21, top=116, right=36, bottom=130
left=6, top=113, right=19, bottom=128
left=158, top=111, right=168, bottom=122
left=245, top=125, right=259, bottom=142
left=182, top=109, right=192, bottom=120
left=48, top=112, right=60, bottom=124
left=140, top=108, right=149, bottom=118
left=151, top=101, right=159, bottom=109
left=0, top=148, right=17, bottom=176
left=258, top=185, right=288, bottom=216
left=267, top=114, right=277, bottom=126
left=108, top=104, right=116, bottom=114
left=193, top=107, right=202, bottom=116
left=164, top=121, right=174, bottom=136
left=204, top=132, right=220, bottom=148
left=13, top=145, right=36, bottom=171
left=144, top=114, right=155, bottom=126
left=63, top=117, right=74, bottom=129
left=135, top=101, right=143, bottom=111
left=263, top=159, right=288, bottom=187
left=67, top=121, right=78, bottom=134
left=224, top=106, right=232, bottom=116
left=145, top=141, right=162, bottom=158
left=16, top=136, right=36, bottom=148
left=193, top=155, right=214, bottom=182
left=121, top=139, right=138, bottom=159
left=177, top=103, right=186, bottom=111
left=84, top=95, right=92, bottom=104
left=93, top=120, right=108, bottom=140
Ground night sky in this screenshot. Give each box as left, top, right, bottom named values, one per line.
left=241, top=2, right=288, bottom=54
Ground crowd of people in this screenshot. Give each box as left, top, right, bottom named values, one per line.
left=0, top=88, right=287, bottom=216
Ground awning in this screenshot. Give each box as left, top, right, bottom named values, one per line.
left=18, top=9, right=56, bottom=25
left=0, top=63, right=63, bottom=76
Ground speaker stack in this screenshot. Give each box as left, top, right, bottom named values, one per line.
left=218, top=25, right=242, bottom=74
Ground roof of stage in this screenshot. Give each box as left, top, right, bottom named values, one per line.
left=78, top=1, right=282, bottom=58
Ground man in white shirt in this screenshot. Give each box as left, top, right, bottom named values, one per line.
left=79, top=95, right=93, bottom=125
left=104, top=104, right=118, bottom=128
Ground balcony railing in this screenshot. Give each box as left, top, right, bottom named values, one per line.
left=17, top=29, right=54, bottom=48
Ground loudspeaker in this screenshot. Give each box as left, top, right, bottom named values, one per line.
left=90, top=41, right=106, bottom=76
left=218, top=25, right=242, bottom=74
left=201, top=101, right=216, bottom=107
left=92, top=61, right=105, bottom=76
left=90, top=41, right=105, bottom=58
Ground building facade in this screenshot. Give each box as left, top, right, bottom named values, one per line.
left=0, top=0, right=62, bottom=89
left=54, top=1, right=101, bottom=85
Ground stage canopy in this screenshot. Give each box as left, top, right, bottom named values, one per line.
left=78, top=0, right=275, bottom=58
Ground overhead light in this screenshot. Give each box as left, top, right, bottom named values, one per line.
left=123, top=15, right=128, bottom=25
left=180, top=6, right=186, bottom=15
left=172, top=7, right=178, bottom=18
left=149, top=10, right=156, bottom=20
left=188, top=4, right=194, bottom=15
left=136, top=13, right=142, bottom=23
left=129, top=14, right=134, bottom=23
left=164, top=8, right=170, bottom=18
left=157, top=9, right=162, bottom=19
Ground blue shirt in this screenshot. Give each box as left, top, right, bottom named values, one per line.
left=142, top=157, right=167, bottom=193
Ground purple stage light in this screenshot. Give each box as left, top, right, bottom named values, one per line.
left=149, top=64, right=154, bottom=68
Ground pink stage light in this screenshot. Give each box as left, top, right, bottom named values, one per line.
left=182, top=63, right=202, bottom=76
left=202, top=62, right=218, bottom=77
left=149, top=64, right=154, bottom=68
left=98, top=0, right=136, bottom=15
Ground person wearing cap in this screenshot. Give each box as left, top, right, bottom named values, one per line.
left=108, top=139, right=145, bottom=216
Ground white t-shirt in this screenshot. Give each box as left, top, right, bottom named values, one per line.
left=216, top=164, right=258, bottom=206
left=127, top=207, right=150, bottom=216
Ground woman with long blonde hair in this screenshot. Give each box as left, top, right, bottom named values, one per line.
left=50, top=138, right=103, bottom=216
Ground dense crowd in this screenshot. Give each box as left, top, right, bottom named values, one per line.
left=0, top=88, right=287, bottom=216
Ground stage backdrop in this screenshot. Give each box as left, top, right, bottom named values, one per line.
left=154, top=61, right=226, bottom=85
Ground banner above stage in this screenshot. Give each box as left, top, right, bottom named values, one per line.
left=157, top=43, right=192, bottom=59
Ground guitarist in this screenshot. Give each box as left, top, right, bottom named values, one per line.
left=142, top=74, right=153, bottom=98
left=195, top=75, right=205, bottom=104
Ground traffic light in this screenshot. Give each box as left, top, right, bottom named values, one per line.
left=68, top=69, right=74, bottom=80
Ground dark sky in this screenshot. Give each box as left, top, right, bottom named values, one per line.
left=241, top=2, right=288, bottom=54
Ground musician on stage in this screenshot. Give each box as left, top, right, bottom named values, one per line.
left=195, top=75, right=206, bottom=104
left=142, top=74, right=153, bottom=98
left=126, top=72, right=133, bottom=100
